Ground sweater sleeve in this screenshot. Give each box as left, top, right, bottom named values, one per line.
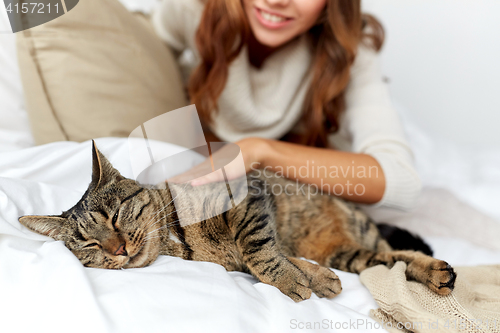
left=151, top=0, right=203, bottom=52
left=342, top=44, right=422, bottom=210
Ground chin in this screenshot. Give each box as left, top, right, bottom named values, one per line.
left=253, top=29, right=295, bottom=48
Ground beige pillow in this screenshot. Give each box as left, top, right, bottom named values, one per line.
left=16, top=0, right=188, bottom=144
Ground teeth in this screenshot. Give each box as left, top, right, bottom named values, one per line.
left=260, top=10, right=287, bottom=23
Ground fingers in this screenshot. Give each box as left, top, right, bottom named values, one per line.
left=167, top=160, right=213, bottom=184
left=166, top=142, right=247, bottom=186
left=190, top=169, right=225, bottom=186
left=167, top=159, right=225, bottom=186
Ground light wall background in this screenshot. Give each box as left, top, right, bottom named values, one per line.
left=362, top=0, right=500, bottom=148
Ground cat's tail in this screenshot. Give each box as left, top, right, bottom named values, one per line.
left=376, top=223, right=433, bottom=256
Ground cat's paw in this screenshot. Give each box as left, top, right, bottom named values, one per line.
left=425, top=260, right=457, bottom=296
left=275, top=269, right=312, bottom=302
left=309, top=266, right=342, bottom=299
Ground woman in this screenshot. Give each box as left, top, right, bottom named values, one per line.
left=152, top=0, right=421, bottom=210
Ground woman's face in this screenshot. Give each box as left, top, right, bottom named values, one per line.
left=243, top=0, right=327, bottom=48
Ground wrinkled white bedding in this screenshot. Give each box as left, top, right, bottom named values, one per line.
left=0, top=135, right=499, bottom=333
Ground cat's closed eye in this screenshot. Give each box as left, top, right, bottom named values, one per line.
left=83, top=242, right=101, bottom=249
left=112, top=210, right=119, bottom=230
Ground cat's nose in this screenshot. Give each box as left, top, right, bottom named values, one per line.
left=114, top=243, right=127, bottom=256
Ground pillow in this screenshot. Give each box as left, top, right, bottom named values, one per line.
left=16, top=0, right=188, bottom=145
left=118, top=0, right=161, bottom=14
left=0, top=8, right=34, bottom=151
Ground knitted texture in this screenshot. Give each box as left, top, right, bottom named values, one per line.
left=360, top=262, right=500, bottom=333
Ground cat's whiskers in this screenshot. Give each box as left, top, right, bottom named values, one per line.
left=142, top=217, right=200, bottom=244
left=141, top=182, right=191, bottom=230
left=143, top=218, right=190, bottom=240
left=142, top=208, right=176, bottom=231
left=143, top=202, right=201, bottom=233
left=145, top=221, right=175, bottom=236
left=141, top=235, right=164, bottom=243
left=144, top=219, right=180, bottom=237
left=141, top=205, right=172, bottom=231
left=140, top=218, right=182, bottom=244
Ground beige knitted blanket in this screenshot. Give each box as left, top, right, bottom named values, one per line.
left=360, top=263, right=500, bottom=333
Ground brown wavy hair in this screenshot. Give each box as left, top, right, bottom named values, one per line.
left=188, top=0, right=384, bottom=147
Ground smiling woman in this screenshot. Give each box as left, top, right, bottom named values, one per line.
left=152, top=0, right=421, bottom=210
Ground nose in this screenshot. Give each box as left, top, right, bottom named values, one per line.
left=114, top=243, right=127, bottom=256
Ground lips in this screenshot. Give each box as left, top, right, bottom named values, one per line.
left=259, top=9, right=288, bottom=23
left=254, top=7, right=294, bottom=29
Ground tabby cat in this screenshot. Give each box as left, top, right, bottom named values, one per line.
left=19, top=142, right=456, bottom=301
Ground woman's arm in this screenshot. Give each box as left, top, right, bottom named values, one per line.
left=335, top=43, right=422, bottom=210
left=177, top=137, right=386, bottom=204
left=256, top=138, right=386, bottom=204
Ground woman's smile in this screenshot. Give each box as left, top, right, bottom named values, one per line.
left=254, top=6, right=294, bottom=29
left=243, top=0, right=326, bottom=48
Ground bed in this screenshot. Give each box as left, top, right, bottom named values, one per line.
left=1, top=130, right=500, bottom=333
left=1, top=2, right=500, bottom=333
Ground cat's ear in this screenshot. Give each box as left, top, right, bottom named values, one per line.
left=91, top=140, right=124, bottom=188
left=19, top=215, right=67, bottom=239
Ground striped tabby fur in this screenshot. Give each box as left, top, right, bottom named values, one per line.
left=19, top=143, right=456, bottom=301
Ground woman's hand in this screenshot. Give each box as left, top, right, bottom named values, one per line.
left=168, top=137, right=270, bottom=186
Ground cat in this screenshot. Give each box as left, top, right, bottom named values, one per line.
left=19, top=142, right=456, bottom=302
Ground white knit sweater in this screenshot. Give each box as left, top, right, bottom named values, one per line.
left=151, top=0, right=422, bottom=210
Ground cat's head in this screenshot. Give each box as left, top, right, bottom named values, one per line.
left=19, top=141, right=165, bottom=269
